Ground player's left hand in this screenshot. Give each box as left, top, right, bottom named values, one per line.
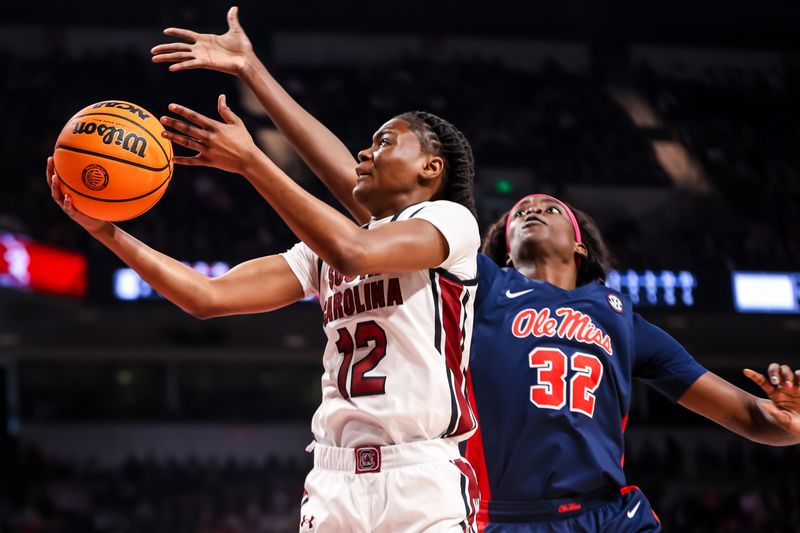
left=744, top=363, right=800, bottom=436
left=160, top=94, right=261, bottom=176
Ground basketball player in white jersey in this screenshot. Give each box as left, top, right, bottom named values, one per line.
left=47, top=95, right=481, bottom=529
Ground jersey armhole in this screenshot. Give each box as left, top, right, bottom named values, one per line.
left=433, top=267, right=479, bottom=286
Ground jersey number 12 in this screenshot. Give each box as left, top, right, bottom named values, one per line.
left=529, top=347, right=603, bottom=417
left=335, top=321, right=388, bottom=399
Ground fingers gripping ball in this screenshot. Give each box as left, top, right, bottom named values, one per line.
left=53, top=101, right=173, bottom=221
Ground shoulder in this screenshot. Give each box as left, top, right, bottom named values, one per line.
left=478, top=252, right=501, bottom=270
left=574, top=280, right=632, bottom=316
left=407, top=200, right=477, bottom=223
left=409, top=200, right=480, bottom=252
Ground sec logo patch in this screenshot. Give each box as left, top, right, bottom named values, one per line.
left=607, top=293, right=624, bottom=313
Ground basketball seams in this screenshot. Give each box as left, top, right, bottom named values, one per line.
left=72, top=111, right=170, bottom=165
left=54, top=144, right=170, bottom=172
left=54, top=146, right=172, bottom=201
left=58, top=168, right=171, bottom=203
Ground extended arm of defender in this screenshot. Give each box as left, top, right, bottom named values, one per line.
left=678, top=368, right=800, bottom=446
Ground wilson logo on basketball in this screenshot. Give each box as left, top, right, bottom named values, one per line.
left=81, top=164, right=109, bottom=191
left=71, top=121, right=148, bottom=158
left=90, top=101, right=151, bottom=120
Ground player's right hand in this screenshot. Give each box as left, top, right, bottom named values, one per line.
left=47, top=157, right=107, bottom=235
left=151, top=6, right=253, bottom=76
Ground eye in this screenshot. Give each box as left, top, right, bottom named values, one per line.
left=514, top=208, right=530, bottom=218
left=379, top=138, right=390, bottom=147
left=546, top=206, right=561, bottom=214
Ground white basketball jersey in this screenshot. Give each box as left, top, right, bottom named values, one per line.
left=282, top=200, right=480, bottom=448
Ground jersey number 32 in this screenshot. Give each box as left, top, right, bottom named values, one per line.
left=529, top=347, right=603, bottom=417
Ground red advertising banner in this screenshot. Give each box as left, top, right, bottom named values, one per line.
left=0, top=232, right=87, bottom=298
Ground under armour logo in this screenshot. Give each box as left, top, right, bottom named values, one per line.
left=300, top=514, right=315, bottom=529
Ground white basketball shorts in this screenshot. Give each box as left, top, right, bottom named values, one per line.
left=298, top=439, right=479, bottom=532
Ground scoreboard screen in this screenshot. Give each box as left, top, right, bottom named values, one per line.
left=732, top=272, right=800, bottom=314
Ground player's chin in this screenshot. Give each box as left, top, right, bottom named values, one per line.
left=517, top=224, right=549, bottom=241
left=352, top=182, right=373, bottom=206
left=516, top=228, right=553, bottom=250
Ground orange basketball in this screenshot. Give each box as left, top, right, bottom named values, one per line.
left=53, top=100, right=173, bottom=221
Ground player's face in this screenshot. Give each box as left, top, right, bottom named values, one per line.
left=353, top=118, right=433, bottom=215
left=507, top=197, right=577, bottom=259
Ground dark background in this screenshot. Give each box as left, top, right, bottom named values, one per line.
left=1, top=1, right=799, bottom=531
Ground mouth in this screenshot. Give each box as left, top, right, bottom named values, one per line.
left=355, top=167, right=372, bottom=183
left=522, top=215, right=547, bottom=228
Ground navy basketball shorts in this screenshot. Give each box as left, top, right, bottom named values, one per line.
left=482, top=486, right=660, bottom=533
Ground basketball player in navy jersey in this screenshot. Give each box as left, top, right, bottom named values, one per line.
left=150, top=9, right=800, bottom=531
left=466, top=193, right=800, bottom=531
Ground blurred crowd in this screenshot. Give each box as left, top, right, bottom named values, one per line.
left=1, top=446, right=309, bottom=533
left=2, top=41, right=799, bottom=532
left=626, top=436, right=800, bottom=532
left=636, top=63, right=800, bottom=270
left=1, top=438, right=798, bottom=533
left=1, top=48, right=798, bottom=270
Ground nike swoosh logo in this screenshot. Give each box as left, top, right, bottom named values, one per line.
left=505, top=289, right=534, bottom=298
left=627, top=501, right=641, bottom=519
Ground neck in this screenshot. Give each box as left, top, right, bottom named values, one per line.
left=369, top=190, right=435, bottom=219
left=514, top=257, right=578, bottom=290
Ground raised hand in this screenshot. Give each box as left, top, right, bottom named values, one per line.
left=744, top=363, right=800, bottom=436
left=151, top=6, right=253, bottom=76
left=46, top=157, right=108, bottom=235
left=160, top=94, right=261, bottom=176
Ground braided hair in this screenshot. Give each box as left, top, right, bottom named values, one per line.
left=395, top=111, right=476, bottom=217
left=482, top=204, right=615, bottom=287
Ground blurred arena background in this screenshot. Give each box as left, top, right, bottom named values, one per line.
left=1, top=1, right=800, bottom=531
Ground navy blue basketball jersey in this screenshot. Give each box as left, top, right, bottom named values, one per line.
left=466, top=254, right=706, bottom=524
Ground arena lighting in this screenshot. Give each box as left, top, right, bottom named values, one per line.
left=605, top=269, right=696, bottom=308
left=0, top=231, right=87, bottom=298
left=732, top=272, right=800, bottom=314
left=113, top=264, right=320, bottom=303
left=494, top=178, right=514, bottom=195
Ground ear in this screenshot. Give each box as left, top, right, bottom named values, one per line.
left=575, top=242, right=588, bottom=261
left=420, top=155, right=445, bottom=182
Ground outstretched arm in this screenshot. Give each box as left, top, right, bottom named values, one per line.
left=47, top=157, right=304, bottom=318
left=151, top=6, right=368, bottom=223
left=678, top=364, right=800, bottom=446
left=160, top=97, right=452, bottom=276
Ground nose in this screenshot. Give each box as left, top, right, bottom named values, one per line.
left=357, top=148, right=372, bottom=162
left=519, top=205, right=543, bottom=218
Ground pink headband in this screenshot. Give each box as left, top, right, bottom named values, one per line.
left=505, top=193, right=583, bottom=262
